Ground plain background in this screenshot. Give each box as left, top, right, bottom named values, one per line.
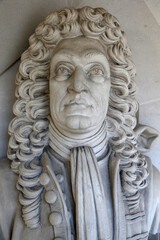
left=0, top=0, right=160, bottom=169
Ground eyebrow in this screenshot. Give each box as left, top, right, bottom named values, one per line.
left=83, top=50, right=106, bottom=59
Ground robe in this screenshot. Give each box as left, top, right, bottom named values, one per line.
left=0, top=147, right=160, bottom=240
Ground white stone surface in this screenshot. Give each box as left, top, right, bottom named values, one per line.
left=0, top=6, right=160, bottom=239
left=49, top=37, right=111, bottom=134
left=0, top=0, right=160, bottom=171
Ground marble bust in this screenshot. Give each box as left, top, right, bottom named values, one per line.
left=0, top=6, right=160, bottom=240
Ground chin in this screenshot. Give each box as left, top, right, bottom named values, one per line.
left=53, top=113, right=105, bottom=134
left=64, top=116, right=95, bottom=132
left=63, top=115, right=105, bottom=134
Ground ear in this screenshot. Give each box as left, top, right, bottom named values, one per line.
left=135, top=125, right=160, bottom=153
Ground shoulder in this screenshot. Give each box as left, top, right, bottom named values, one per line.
left=0, top=158, right=17, bottom=185
left=152, top=165, right=160, bottom=187
left=147, top=157, right=160, bottom=200
left=0, top=157, right=13, bottom=171
left=145, top=156, right=160, bottom=234
left=0, top=158, right=18, bottom=240
left=146, top=156, right=160, bottom=203
left=0, top=158, right=18, bottom=203
left=146, top=156, right=160, bottom=187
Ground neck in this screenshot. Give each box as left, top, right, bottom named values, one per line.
left=48, top=120, right=108, bottom=160
left=54, top=120, right=106, bottom=140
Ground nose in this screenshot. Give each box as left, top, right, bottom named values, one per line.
left=67, top=67, right=88, bottom=93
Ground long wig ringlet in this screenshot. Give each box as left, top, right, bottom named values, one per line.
left=7, top=6, right=148, bottom=228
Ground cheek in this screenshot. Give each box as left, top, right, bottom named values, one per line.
left=94, top=84, right=110, bottom=109
left=50, top=89, right=57, bottom=111
left=49, top=82, right=66, bottom=110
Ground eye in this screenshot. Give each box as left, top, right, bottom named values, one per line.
left=53, top=64, right=73, bottom=81
left=56, top=66, right=71, bottom=76
left=88, top=67, right=104, bottom=76
left=87, top=65, right=106, bottom=83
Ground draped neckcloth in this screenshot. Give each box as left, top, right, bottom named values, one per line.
left=48, top=120, right=111, bottom=240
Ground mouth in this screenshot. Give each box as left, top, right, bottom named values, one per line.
left=64, top=102, right=91, bottom=111
left=61, top=99, right=93, bottom=116
left=62, top=98, right=92, bottom=110
left=65, top=102, right=89, bottom=108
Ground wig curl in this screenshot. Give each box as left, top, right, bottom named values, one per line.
left=7, top=6, right=148, bottom=228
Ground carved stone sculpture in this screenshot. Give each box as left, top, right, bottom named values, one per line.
left=0, top=6, right=160, bottom=240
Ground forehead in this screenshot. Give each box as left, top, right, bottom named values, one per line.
left=54, top=36, right=106, bottom=52
left=51, top=36, right=109, bottom=66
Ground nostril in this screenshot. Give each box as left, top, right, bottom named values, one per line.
left=67, top=85, right=88, bottom=94
left=67, top=86, right=74, bottom=93
left=67, top=80, right=88, bottom=93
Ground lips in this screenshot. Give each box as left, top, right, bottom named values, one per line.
left=64, top=98, right=92, bottom=108
left=65, top=103, right=89, bottom=110
left=61, top=99, right=92, bottom=116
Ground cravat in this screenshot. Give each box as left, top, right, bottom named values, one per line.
left=71, top=146, right=111, bottom=240
left=48, top=120, right=111, bottom=239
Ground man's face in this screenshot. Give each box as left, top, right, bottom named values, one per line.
left=49, top=36, right=111, bottom=134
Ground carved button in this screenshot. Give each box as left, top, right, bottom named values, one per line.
left=56, top=174, right=64, bottom=183
left=39, top=173, right=50, bottom=186
left=45, top=190, right=57, bottom=204
left=49, top=212, right=62, bottom=226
